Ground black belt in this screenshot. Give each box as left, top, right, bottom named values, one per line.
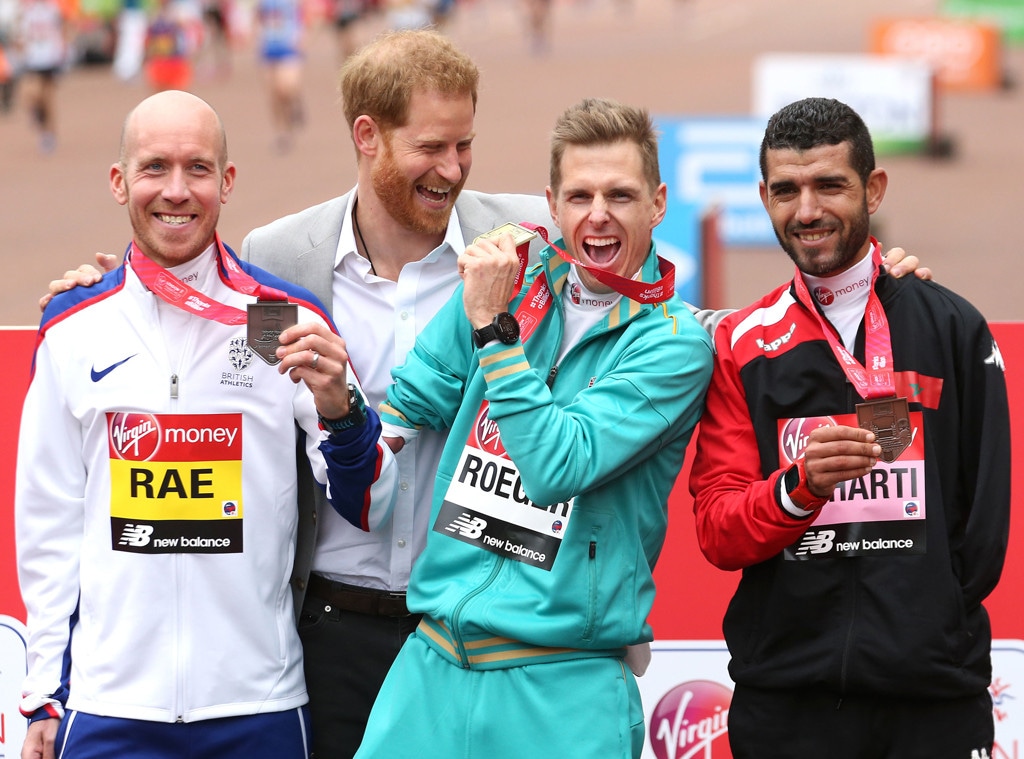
left=307, top=574, right=411, bottom=618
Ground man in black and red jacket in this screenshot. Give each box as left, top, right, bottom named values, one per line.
left=690, top=96, right=1010, bottom=759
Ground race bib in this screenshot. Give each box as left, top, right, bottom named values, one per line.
left=107, top=412, right=243, bottom=553
left=777, top=411, right=927, bottom=560
left=433, top=404, right=573, bottom=570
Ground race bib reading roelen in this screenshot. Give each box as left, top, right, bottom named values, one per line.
left=777, top=411, right=927, bottom=560
left=434, top=403, right=574, bottom=571
left=107, top=412, right=243, bottom=553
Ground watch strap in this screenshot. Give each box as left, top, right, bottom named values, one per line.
left=318, top=384, right=367, bottom=435
left=472, top=323, right=499, bottom=349
left=783, top=459, right=830, bottom=512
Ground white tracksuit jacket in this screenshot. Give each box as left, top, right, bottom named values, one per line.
left=16, top=242, right=396, bottom=724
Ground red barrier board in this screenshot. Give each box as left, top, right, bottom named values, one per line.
left=2, top=324, right=1022, bottom=631
left=1, top=322, right=1021, bottom=752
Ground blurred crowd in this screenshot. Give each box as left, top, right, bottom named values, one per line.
left=0, top=0, right=470, bottom=153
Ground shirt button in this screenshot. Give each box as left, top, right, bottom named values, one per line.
left=400, top=481, right=409, bottom=491
left=400, top=311, right=410, bottom=320
left=397, top=539, right=407, bottom=548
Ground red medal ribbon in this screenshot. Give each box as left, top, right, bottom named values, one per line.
left=791, top=240, right=896, bottom=400
left=129, top=234, right=289, bottom=325
left=520, top=223, right=675, bottom=304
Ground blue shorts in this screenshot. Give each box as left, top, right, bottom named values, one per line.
left=56, top=706, right=311, bottom=759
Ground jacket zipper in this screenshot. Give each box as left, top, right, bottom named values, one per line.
left=449, top=559, right=504, bottom=668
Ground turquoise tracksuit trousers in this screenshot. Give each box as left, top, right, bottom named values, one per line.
left=355, top=627, right=645, bottom=758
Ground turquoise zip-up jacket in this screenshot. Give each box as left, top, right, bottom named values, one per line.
left=381, top=241, right=713, bottom=666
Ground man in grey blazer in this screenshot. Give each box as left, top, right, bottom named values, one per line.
left=240, top=30, right=553, bottom=759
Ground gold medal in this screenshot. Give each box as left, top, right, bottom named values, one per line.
left=474, top=222, right=538, bottom=247
left=856, top=396, right=912, bottom=463
left=247, top=300, right=297, bottom=365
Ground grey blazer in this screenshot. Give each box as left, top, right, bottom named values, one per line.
left=240, top=189, right=554, bottom=618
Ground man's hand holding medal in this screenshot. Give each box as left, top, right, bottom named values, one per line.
left=274, top=321, right=356, bottom=422
left=801, top=424, right=882, bottom=499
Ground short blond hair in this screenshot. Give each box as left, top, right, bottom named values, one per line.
left=549, top=98, right=661, bottom=194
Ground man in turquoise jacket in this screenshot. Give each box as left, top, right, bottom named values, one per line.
left=360, top=98, right=714, bottom=759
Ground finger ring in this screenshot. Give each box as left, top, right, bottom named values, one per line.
left=310, top=350, right=319, bottom=370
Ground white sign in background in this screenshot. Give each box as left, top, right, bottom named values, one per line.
left=753, top=53, right=935, bottom=154
left=1, top=626, right=1018, bottom=757
left=639, top=639, right=1024, bottom=759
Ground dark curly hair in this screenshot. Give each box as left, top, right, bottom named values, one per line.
left=759, top=97, right=875, bottom=185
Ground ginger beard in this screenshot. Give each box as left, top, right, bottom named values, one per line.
left=371, top=133, right=467, bottom=236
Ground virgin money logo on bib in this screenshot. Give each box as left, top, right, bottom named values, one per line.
left=473, top=406, right=506, bottom=457
left=109, top=412, right=162, bottom=461
left=107, top=412, right=244, bottom=554
left=778, top=416, right=836, bottom=465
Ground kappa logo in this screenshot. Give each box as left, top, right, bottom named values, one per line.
left=985, top=340, right=1005, bottom=371
left=118, top=523, right=154, bottom=547
left=445, top=513, right=487, bottom=539
left=794, top=529, right=835, bottom=556
left=755, top=322, right=797, bottom=353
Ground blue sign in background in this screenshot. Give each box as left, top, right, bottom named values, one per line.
left=655, top=115, right=776, bottom=307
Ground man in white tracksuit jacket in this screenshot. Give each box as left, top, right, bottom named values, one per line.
left=15, top=90, right=397, bottom=759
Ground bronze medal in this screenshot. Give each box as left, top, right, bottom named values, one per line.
left=856, top=396, right=912, bottom=463
left=247, top=300, right=297, bottom=365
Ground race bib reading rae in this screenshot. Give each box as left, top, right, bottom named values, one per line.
left=107, top=412, right=243, bottom=553
left=777, top=411, right=927, bottom=560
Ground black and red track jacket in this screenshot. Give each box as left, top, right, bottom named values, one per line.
left=689, top=264, right=1010, bottom=699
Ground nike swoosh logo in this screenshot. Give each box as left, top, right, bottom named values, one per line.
left=91, top=355, right=137, bottom=382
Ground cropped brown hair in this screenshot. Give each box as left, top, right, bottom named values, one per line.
left=339, top=29, right=479, bottom=133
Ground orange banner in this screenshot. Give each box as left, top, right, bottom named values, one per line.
left=871, top=16, right=1004, bottom=91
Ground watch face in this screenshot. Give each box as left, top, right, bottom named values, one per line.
left=495, top=312, right=520, bottom=343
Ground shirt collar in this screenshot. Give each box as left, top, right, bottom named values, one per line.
left=334, top=187, right=466, bottom=278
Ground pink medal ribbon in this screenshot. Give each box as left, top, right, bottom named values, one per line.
left=128, top=233, right=289, bottom=324
left=791, top=240, right=912, bottom=462
left=520, top=223, right=676, bottom=304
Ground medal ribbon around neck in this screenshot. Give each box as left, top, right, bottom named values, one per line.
left=129, top=233, right=289, bottom=325
left=520, top=222, right=675, bottom=304
left=791, top=239, right=896, bottom=400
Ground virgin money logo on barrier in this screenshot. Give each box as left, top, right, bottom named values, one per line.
left=649, top=679, right=732, bottom=759
left=108, top=412, right=161, bottom=461
left=778, top=416, right=836, bottom=465
left=473, top=406, right=506, bottom=457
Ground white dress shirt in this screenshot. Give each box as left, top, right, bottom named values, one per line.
left=311, top=188, right=466, bottom=591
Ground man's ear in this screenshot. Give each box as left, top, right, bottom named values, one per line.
left=866, top=168, right=888, bottom=215
left=353, top=115, right=382, bottom=158
left=110, top=164, right=128, bottom=206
